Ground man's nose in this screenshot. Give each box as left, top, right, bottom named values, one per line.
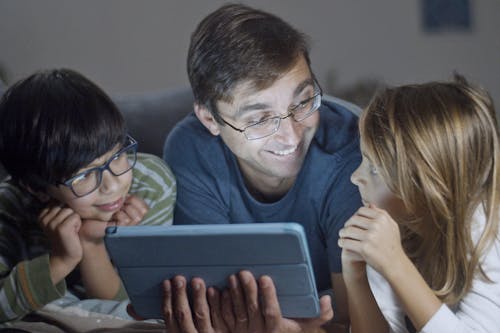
left=274, top=115, right=301, bottom=145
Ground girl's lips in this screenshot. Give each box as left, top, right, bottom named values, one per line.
left=96, top=197, right=124, bottom=212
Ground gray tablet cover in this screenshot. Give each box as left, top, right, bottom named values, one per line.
left=104, top=222, right=320, bottom=319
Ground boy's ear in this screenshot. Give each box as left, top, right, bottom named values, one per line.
left=22, top=182, right=51, bottom=203
left=194, top=103, right=221, bottom=136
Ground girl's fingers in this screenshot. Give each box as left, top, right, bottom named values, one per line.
left=343, top=214, right=372, bottom=230
left=338, top=237, right=364, bottom=253
left=339, top=224, right=368, bottom=241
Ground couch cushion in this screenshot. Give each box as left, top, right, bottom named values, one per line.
left=113, top=86, right=194, bottom=157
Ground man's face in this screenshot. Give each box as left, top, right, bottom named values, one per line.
left=214, top=56, right=320, bottom=193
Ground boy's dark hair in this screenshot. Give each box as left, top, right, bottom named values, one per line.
left=0, top=68, right=126, bottom=191
left=187, top=3, right=311, bottom=123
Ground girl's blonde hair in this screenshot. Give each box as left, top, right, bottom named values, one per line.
left=360, top=75, right=499, bottom=304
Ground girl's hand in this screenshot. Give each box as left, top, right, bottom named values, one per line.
left=112, top=195, right=148, bottom=226
left=340, top=242, right=367, bottom=281
left=338, top=204, right=406, bottom=276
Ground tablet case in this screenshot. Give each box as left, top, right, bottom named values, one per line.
left=104, top=222, right=320, bottom=319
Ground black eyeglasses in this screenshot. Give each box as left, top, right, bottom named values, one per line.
left=219, top=82, right=322, bottom=140
left=60, top=135, right=138, bottom=197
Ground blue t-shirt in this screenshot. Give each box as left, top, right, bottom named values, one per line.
left=163, top=100, right=362, bottom=292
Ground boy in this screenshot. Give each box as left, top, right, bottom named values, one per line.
left=0, top=68, right=176, bottom=322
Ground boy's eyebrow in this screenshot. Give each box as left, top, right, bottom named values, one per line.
left=77, top=143, right=122, bottom=171
left=235, top=78, right=315, bottom=116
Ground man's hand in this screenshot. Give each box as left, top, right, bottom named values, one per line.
left=162, top=271, right=334, bottom=333
left=224, top=271, right=333, bottom=333
left=163, top=276, right=229, bottom=333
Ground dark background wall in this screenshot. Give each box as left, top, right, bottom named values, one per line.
left=0, top=0, right=498, bottom=111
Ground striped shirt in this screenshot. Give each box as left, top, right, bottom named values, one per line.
left=0, top=153, right=176, bottom=322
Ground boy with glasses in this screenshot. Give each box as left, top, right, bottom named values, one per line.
left=163, top=3, right=361, bottom=332
left=0, top=68, right=176, bottom=322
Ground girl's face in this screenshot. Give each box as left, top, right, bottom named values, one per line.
left=350, top=143, right=407, bottom=221
left=46, top=145, right=133, bottom=222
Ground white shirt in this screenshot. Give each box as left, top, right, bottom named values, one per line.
left=367, top=208, right=500, bottom=333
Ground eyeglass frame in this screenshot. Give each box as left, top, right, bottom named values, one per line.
left=217, top=81, right=323, bottom=140
left=59, top=134, right=138, bottom=197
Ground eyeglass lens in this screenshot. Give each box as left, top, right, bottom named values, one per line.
left=244, top=92, right=321, bottom=140
left=70, top=145, right=137, bottom=196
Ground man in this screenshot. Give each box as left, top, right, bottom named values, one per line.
left=163, top=3, right=362, bottom=332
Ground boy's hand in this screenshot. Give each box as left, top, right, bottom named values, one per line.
left=39, top=205, right=83, bottom=263
left=39, top=205, right=83, bottom=284
left=112, top=195, right=149, bottom=226
left=78, top=195, right=149, bottom=244
left=78, top=219, right=112, bottom=244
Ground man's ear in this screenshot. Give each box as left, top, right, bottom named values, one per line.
left=194, top=103, right=221, bottom=136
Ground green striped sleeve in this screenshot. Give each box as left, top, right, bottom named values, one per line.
left=0, top=255, right=65, bottom=321
left=130, top=153, right=176, bottom=226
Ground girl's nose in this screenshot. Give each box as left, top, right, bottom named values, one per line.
left=350, top=165, right=362, bottom=186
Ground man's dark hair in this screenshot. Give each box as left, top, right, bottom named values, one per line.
left=0, top=68, right=126, bottom=190
left=187, top=3, right=311, bottom=122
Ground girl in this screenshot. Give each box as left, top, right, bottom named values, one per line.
left=339, top=75, right=500, bottom=332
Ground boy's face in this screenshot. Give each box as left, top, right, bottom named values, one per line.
left=46, top=146, right=133, bottom=222
left=213, top=55, right=320, bottom=193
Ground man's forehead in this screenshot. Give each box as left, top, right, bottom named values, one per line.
left=219, top=77, right=315, bottom=115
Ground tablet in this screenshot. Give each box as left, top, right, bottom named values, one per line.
left=104, top=222, right=320, bottom=319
